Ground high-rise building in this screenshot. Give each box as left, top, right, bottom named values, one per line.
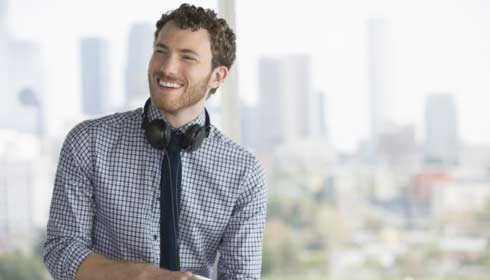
left=315, top=91, right=328, bottom=140
left=425, top=93, right=460, bottom=166
left=0, top=0, right=7, bottom=35
left=378, top=124, right=418, bottom=165
left=0, top=40, right=45, bottom=135
left=282, top=55, right=312, bottom=139
left=0, top=160, right=33, bottom=246
left=240, top=103, right=257, bottom=149
left=257, top=58, right=283, bottom=152
left=80, top=37, right=110, bottom=116
left=125, top=23, right=153, bottom=107
left=0, top=0, right=9, bottom=131
left=257, top=55, right=313, bottom=152
left=0, top=136, right=35, bottom=253
left=367, top=18, right=394, bottom=157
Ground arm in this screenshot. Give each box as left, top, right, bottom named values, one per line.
left=43, top=123, right=191, bottom=280
left=217, top=158, right=267, bottom=280
left=43, top=123, right=97, bottom=280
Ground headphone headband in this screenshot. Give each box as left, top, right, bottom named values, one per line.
left=141, top=98, right=211, bottom=151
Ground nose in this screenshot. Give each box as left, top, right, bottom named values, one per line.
left=159, top=53, right=179, bottom=76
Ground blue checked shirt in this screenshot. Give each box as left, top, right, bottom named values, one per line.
left=43, top=103, right=267, bottom=280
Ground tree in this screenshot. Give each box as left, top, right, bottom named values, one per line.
left=0, top=253, right=47, bottom=280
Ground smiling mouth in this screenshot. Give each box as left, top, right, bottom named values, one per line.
left=156, top=77, right=184, bottom=89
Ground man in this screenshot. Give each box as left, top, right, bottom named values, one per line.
left=43, top=4, right=267, bottom=280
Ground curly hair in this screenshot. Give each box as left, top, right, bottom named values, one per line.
left=154, top=3, right=236, bottom=71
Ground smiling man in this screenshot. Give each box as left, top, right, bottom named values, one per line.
left=43, top=4, right=267, bottom=280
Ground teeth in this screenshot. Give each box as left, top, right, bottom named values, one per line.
left=158, top=79, right=182, bottom=88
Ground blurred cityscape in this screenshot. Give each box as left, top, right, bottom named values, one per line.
left=2, top=0, right=490, bottom=279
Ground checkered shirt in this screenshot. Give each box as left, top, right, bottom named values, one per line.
left=43, top=102, right=267, bottom=280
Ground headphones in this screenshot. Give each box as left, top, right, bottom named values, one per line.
left=141, top=98, right=211, bottom=152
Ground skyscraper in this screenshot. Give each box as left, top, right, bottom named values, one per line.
left=367, top=18, right=394, bottom=157
left=1, top=40, right=45, bottom=135
left=0, top=160, right=33, bottom=248
left=0, top=0, right=7, bottom=35
left=280, top=55, right=312, bottom=140
left=378, top=124, right=417, bottom=165
left=257, top=55, right=313, bottom=152
left=314, top=91, right=328, bottom=140
left=240, top=103, right=257, bottom=149
left=257, top=58, right=282, bottom=152
left=425, top=93, right=460, bottom=166
left=80, top=37, right=110, bottom=115
left=0, top=0, right=9, bottom=129
left=125, top=23, right=153, bottom=107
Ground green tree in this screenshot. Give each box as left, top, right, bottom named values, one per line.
left=0, top=253, right=47, bottom=280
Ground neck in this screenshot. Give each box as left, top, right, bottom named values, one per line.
left=160, top=104, right=205, bottom=129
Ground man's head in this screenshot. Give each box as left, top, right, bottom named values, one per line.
left=154, top=3, right=236, bottom=79
left=148, top=4, right=236, bottom=120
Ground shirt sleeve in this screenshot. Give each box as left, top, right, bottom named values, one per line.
left=43, top=122, right=95, bottom=280
left=217, top=157, right=267, bottom=280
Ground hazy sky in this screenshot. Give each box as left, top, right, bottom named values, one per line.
left=8, top=0, right=490, bottom=151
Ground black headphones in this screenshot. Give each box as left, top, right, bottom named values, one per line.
left=141, top=98, right=211, bottom=152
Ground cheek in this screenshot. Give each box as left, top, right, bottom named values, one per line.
left=148, top=60, right=158, bottom=72
left=148, top=55, right=162, bottom=71
left=191, top=67, right=213, bottom=81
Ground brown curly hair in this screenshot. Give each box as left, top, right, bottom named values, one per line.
left=154, top=4, right=236, bottom=94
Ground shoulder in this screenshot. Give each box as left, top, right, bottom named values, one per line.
left=207, top=126, right=255, bottom=162
left=62, top=109, right=142, bottom=157
left=71, top=109, right=141, bottom=134
left=206, top=126, right=265, bottom=181
left=65, top=109, right=141, bottom=141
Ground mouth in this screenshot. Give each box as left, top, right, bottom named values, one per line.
left=156, top=77, right=184, bottom=91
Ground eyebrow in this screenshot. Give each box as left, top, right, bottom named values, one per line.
left=155, top=43, right=200, bottom=57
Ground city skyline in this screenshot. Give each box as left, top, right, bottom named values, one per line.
left=5, top=0, right=490, bottom=152
left=256, top=54, right=327, bottom=153
left=3, top=1, right=490, bottom=279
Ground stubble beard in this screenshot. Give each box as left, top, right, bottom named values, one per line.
left=149, top=73, right=211, bottom=114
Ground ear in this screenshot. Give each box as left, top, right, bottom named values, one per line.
left=208, top=66, right=229, bottom=90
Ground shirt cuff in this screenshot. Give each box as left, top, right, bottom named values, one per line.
left=64, top=242, right=92, bottom=280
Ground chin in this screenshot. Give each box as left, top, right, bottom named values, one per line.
left=152, top=99, right=179, bottom=114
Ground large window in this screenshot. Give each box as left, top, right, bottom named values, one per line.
left=236, top=1, right=490, bottom=280
left=2, top=0, right=490, bottom=279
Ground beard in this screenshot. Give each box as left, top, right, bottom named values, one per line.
left=148, top=72, right=211, bottom=114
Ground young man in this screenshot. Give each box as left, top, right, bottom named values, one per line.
left=43, top=4, right=267, bottom=280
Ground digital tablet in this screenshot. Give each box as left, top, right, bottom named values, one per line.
left=189, top=274, right=211, bottom=280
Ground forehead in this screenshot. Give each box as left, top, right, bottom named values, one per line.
left=156, top=21, right=212, bottom=55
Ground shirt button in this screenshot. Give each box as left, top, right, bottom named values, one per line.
left=153, top=235, right=158, bottom=241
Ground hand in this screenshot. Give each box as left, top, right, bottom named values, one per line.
left=132, top=263, right=193, bottom=280
left=76, top=254, right=193, bottom=280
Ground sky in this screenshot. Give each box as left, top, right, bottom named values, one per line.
left=7, top=0, right=490, bottom=152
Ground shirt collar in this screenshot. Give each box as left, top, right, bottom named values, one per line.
left=147, top=101, right=207, bottom=134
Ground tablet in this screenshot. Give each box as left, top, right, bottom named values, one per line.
left=189, top=274, right=211, bottom=280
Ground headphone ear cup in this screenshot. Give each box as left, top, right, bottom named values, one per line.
left=145, top=120, right=171, bottom=150
left=182, top=124, right=206, bottom=152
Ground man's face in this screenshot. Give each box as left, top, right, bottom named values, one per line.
left=148, top=21, right=219, bottom=115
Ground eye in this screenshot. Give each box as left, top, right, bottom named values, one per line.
left=154, top=47, right=168, bottom=55
left=182, top=55, right=196, bottom=61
